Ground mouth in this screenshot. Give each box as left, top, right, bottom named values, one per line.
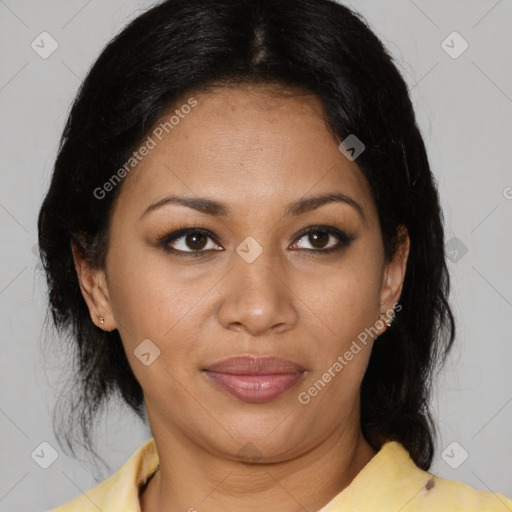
left=201, top=355, right=306, bottom=403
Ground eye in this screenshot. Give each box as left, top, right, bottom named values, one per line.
left=159, top=228, right=223, bottom=256
left=290, top=226, right=355, bottom=253
left=157, top=225, right=354, bottom=257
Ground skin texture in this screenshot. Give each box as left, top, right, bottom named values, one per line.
left=72, top=84, right=410, bottom=511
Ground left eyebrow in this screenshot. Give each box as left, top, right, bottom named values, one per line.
left=283, top=193, right=365, bottom=222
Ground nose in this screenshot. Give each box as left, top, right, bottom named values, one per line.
left=216, top=245, right=298, bottom=337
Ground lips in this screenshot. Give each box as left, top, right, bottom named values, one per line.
left=202, top=355, right=306, bottom=403
left=204, top=355, right=306, bottom=374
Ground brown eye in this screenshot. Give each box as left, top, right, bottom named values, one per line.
left=307, top=231, right=330, bottom=249
left=290, top=226, right=355, bottom=253
left=184, top=232, right=208, bottom=251
left=160, top=228, right=223, bottom=255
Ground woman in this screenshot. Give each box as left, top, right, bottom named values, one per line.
left=38, top=0, right=512, bottom=510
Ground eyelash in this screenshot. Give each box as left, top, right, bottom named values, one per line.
left=156, top=225, right=355, bottom=257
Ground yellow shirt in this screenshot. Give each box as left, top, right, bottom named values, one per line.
left=49, top=437, right=512, bottom=511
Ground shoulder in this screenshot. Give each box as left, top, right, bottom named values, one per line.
left=383, top=441, right=512, bottom=511
left=47, top=438, right=159, bottom=512
left=320, top=440, right=512, bottom=512
left=415, top=473, right=512, bottom=511
left=46, top=468, right=131, bottom=512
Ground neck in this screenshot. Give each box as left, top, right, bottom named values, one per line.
left=140, top=428, right=377, bottom=512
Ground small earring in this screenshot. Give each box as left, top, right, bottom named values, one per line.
left=98, top=315, right=105, bottom=325
left=385, top=309, right=396, bottom=328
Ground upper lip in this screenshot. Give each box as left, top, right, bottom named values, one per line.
left=203, top=355, right=306, bottom=375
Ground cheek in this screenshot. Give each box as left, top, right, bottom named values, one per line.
left=105, top=260, right=201, bottom=394
left=105, top=245, right=218, bottom=375
left=311, top=257, right=382, bottom=332
left=298, top=267, right=381, bottom=413
left=298, top=250, right=383, bottom=385
left=105, top=244, right=191, bottom=340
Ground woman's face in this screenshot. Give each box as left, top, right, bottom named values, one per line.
left=76, top=84, right=409, bottom=463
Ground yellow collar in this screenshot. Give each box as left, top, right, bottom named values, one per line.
left=49, top=437, right=512, bottom=511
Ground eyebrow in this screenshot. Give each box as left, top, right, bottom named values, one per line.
left=139, top=192, right=365, bottom=222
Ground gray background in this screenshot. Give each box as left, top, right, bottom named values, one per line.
left=0, top=0, right=511, bottom=510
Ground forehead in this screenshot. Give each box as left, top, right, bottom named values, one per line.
left=112, top=84, right=377, bottom=225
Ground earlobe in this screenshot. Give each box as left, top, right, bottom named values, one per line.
left=71, top=241, right=115, bottom=330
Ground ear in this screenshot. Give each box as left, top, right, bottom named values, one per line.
left=377, top=225, right=410, bottom=333
left=71, top=241, right=116, bottom=331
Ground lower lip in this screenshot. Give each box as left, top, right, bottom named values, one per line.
left=203, top=371, right=304, bottom=403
